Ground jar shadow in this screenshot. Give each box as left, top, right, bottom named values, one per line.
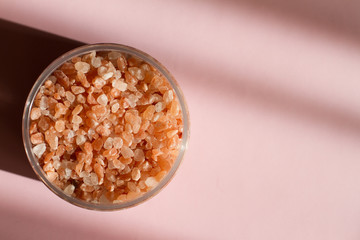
left=0, top=19, right=83, bottom=180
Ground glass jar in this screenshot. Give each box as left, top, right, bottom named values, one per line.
left=22, top=43, right=189, bottom=210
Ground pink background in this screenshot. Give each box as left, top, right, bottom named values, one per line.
left=1, top=0, right=360, bottom=239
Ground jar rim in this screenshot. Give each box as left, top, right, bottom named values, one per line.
left=22, top=43, right=190, bottom=211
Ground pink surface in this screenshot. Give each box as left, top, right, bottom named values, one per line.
left=1, top=0, right=360, bottom=239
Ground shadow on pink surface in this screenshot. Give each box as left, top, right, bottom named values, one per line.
left=0, top=19, right=83, bottom=180
left=0, top=203, right=173, bottom=240
left=206, top=0, right=360, bottom=44
left=181, top=62, right=360, bottom=138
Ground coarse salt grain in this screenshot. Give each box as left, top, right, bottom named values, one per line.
left=76, top=135, right=86, bottom=145
left=55, top=120, right=65, bottom=132
left=71, top=86, right=85, bottom=95
left=112, top=79, right=127, bottom=91
left=131, top=167, right=141, bottom=181
left=74, top=61, right=90, bottom=73
left=30, top=132, right=44, bottom=144
left=33, top=143, right=46, bottom=158
left=103, top=137, right=113, bottom=150
left=145, top=177, right=158, bottom=188
left=30, top=108, right=42, bottom=120
left=64, top=184, right=75, bottom=195
left=97, top=94, right=108, bottom=106
left=65, top=91, right=75, bottom=103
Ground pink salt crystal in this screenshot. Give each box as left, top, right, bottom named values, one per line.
left=54, top=70, right=70, bottom=89
left=94, top=163, right=104, bottom=179
left=72, top=115, right=82, bottom=124
left=127, top=181, right=139, bottom=192
left=92, top=138, right=103, bottom=151
left=46, top=171, right=58, bottom=182
left=155, top=102, right=164, bottom=112
left=131, top=167, right=141, bottom=181
left=96, top=125, right=111, bottom=136
left=76, top=135, right=86, bottom=145
left=74, top=61, right=90, bottom=73
left=145, top=177, right=158, bottom=188
left=167, top=130, right=178, bottom=138
left=155, top=171, right=168, bottom=182
left=64, top=168, right=72, bottom=179
left=54, top=120, right=65, bottom=132
left=111, top=102, right=120, bottom=113
left=121, top=146, right=134, bottom=158
left=116, top=179, right=125, bottom=187
left=29, top=122, right=37, bottom=134
left=125, top=123, right=132, bottom=133
left=113, top=137, right=123, bottom=149
left=97, top=66, right=107, bottom=76
left=77, top=94, right=86, bottom=104
left=77, top=71, right=91, bottom=88
left=103, top=137, right=114, bottom=150
left=134, top=149, right=145, bottom=162
left=92, top=105, right=107, bottom=118
left=64, top=184, right=75, bottom=195
left=105, top=169, right=116, bottom=182
left=126, top=94, right=138, bottom=108
left=63, top=100, right=71, bottom=108
left=72, top=105, right=83, bottom=115
left=97, top=94, right=108, bottom=106
left=83, top=176, right=93, bottom=186
left=65, top=91, right=75, bottom=103
left=138, top=180, right=146, bottom=189
left=30, top=132, right=44, bottom=144
left=90, top=172, right=99, bottom=185
left=163, top=90, right=173, bottom=104
left=152, top=112, right=163, bottom=122
left=112, top=79, right=127, bottom=91
left=143, top=105, right=155, bottom=120
left=108, top=159, right=124, bottom=170
left=39, top=96, right=49, bottom=110
left=33, top=143, right=46, bottom=158
left=114, top=70, right=122, bottom=79
left=71, top=86, right=85, bottom=95
left=45, top=130, right=58, bottom=150
left=121, top=132, right=133, bottom=146
left=43, top=162, right=54, bottom=172
left=54, top=103, right=67, bottom=118
left=103, top=72, right=114, bottom=80
left=48, top=75, right=57, bottom=83
left=30, top=107, right=41, bottom=120
left=91, top=57, right=102, bottom=68
left=92, top=76, right=106, bottom=89
left=108, top=51, right=122, bottom=60
left=170, top=100, right=180, bottom=116
left=72, top=123, right=80, bottom=131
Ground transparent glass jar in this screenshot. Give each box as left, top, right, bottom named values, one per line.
left=22, top=43, right=189, bottom=210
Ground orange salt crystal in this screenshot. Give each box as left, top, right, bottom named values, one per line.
left=131, top=167, right=141, bottom=181
left=74, top=61, right=90, bottom=73
left=71, top=86, right=85, bottom=95
left=92, top=138, right=103, bottom=151
left=83, top=142, right=93, bottom=154
left=53, top=70, right=70, bottom=89
left=43, top=152, right=55, bottom=164
left=54, top=120, right=65, bottom=132
left=46, top=172, right=58, bottom=182
left=56, top=145, right=66, bottom=157
left=30, top=132, right=44, bottom=145
left=30, top=107, right=41, bottom=120
left=77, top=71, right=90, bottom=88
left=72, top=105, right=83, bottom=115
